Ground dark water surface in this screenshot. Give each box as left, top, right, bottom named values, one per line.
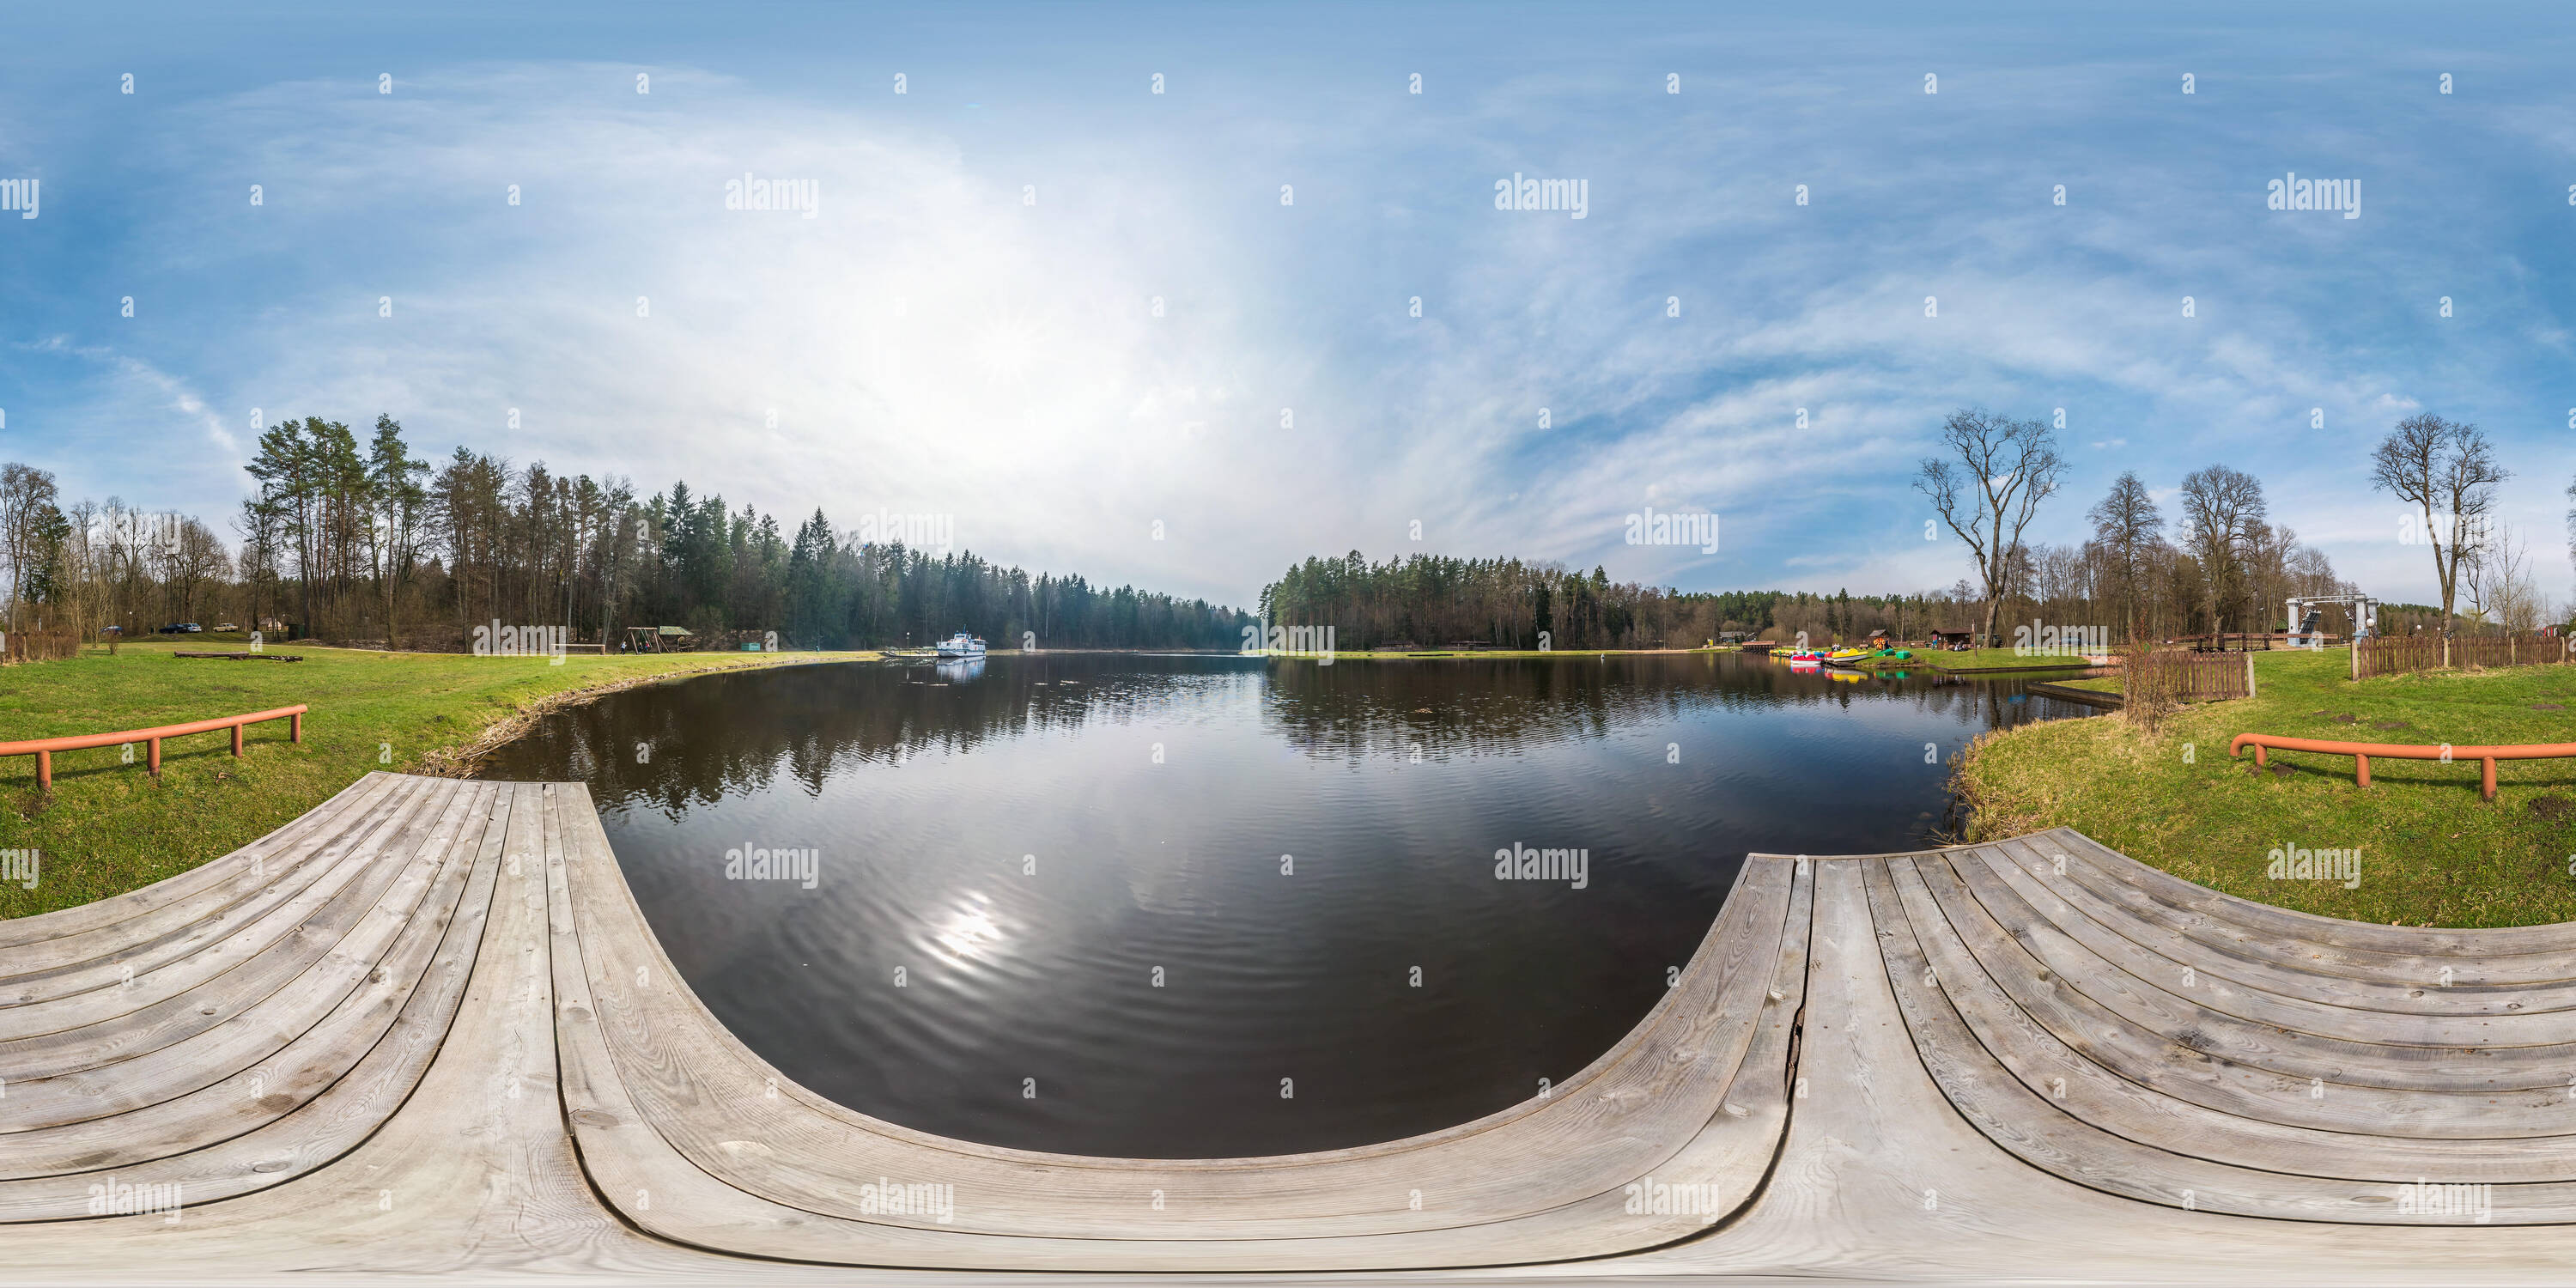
left=477, top=652, right=2094, bottom=1157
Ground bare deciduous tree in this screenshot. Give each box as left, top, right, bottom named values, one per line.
left=0, top=461, right=63, bottom=632
left=2177, top=465, right=2266, bottom=635
left=2370, top=413, right=2509, bottom=651
left=2086, top=471, right=2162, bottom=640
left=164, top=518, right=232, bottom=623
left=1914, top=408, right=2064, bottom=647
left=2464, top=523, right=2543, bottom=635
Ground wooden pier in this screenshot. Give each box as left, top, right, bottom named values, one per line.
left=3, top=772, right=2573, bottom=1281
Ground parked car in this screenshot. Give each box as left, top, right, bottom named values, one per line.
left=182, top=623, right=203, bottom=632
left=214, top=623, right=239, bottom=632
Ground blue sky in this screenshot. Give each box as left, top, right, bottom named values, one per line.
left=3, top=1, right=2572, bottom=609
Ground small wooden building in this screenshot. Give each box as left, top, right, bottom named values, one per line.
left=623, top=625, right=696, bottom=653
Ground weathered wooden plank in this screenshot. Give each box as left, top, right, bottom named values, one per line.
left=1983, top=837, right=2576, bottom=1049
left=0, top=773, right=393, bottom=951
left=2035, top=834, right=2576, bottom=993
left=0, top=774, right=413, bottom=981
left=0, top=775, right=442, bottom=1005
left=1887, top=854, right=2576, bottom=1182
left=0, top=782, right=501, bottom=1202
left=0, top=776, right=480, bottom=1074
left=0, top=782, right=708, bottom=1279
left=1915, top=846, right=2576, bottom=1137
left=0, top=780, right=472, bottom=1130
left=12, top=781, right=2576, bottom=1278
left=2051, top=828, right=2576, bottom=959
left=1637, top=858, right=2576, bottom=1282
left=549, top=786, right=1807, bottom=1268
left=563, top=810, right=1796, bottom=1243
left=1870, top=857, right=2576, bottom=1222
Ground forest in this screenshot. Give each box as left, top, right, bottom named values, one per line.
left=3, top=410, right=2564, bottom=656
left=0, top=416, right=1252, bottom=652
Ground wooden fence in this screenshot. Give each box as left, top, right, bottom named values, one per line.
left=2123, top=649, right=2251, bottom=705
left=2356, top=633, right=2570, bottom=679
left=0, top=630, right=79, bottom=665
left=0, top=704, right=307, bottom=792
left=2231, top=732, right=2576, bottom=800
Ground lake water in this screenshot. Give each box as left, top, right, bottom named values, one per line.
left=476, top=651, right=2095, bottom=1157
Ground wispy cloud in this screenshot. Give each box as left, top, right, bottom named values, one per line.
left=8, top=19, right=2572, bottom=606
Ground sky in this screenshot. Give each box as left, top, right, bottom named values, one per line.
left=3, top=1, right=2573, bottom=611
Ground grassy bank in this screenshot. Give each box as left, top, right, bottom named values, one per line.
left=0, top=641, right=866, bottom=917
left=1958, top=647, right=2576, bottom=927
left=1263, top=647, right=1722, bottom=660
left=1906, top=647, right=2105, bottom=673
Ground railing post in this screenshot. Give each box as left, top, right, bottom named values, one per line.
left=232, top=723, right=244, bottom=756
left=2354, top=752, right=2368, bottom=788
left=148, top=737, right=161, bottom=776
left=2245, top=653, right=2256, bottom=699
left=36, top=749, right=49, bottom=792
left=2482, top=757, right=2497, bottom=801
left=291, top=711, right=302, bottom=743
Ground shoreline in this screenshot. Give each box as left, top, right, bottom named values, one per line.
left=417, top=650, right=875, bottom=778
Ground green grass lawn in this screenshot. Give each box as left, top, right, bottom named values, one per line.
left=0, top=641, right=864, bottom=918
left=1266, top=647, right=1720, bottom=659
left=1959, top=647, right=2576, bottom=927
left=1909, top=647, right=2103, bottom=672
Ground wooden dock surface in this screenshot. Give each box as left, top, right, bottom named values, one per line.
left=3, top=772, right=2573, bottom=1281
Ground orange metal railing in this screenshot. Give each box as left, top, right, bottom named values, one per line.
left=2231, top=732, right=2576, bottom=800
left=0, top=705, right=306, bottom=792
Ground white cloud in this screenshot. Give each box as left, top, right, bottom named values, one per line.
left=32, top=47, right=2569, bottom=611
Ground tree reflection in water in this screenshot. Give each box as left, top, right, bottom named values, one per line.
left=477, top=651, right=2093, bottom=1158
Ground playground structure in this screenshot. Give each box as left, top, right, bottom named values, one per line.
left=2283, top=592, right=2378, bottom=647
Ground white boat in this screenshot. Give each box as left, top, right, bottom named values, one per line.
left=934, top=631, right=987, bottom=659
